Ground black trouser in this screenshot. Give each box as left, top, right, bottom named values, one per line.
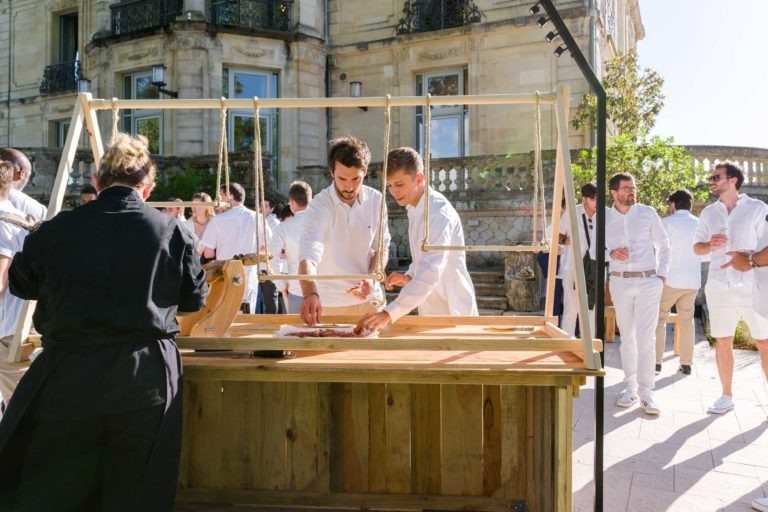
left=12, top=404, right=165, bottom=512
left=257, top=276, right=281, bottom=314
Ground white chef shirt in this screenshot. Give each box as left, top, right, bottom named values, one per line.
left=559, top=204, right=611, bottom=283
left=270, top=210, right=307, bottom=296
left=606, top=203, right=670, bottom=277
left=9, top=188, right=47, bottom=221
left=695, top=194, right=768, bottom=289
left=384, top=189, right=477, bottom=322
left=299, top=184, right=389, bottom=308
left=0, top=200, right=28, bottom=338
left=662, top=210, right=702, bottom=290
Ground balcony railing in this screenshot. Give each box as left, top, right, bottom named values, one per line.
left=40, top=61, right=79, bottom=95
left=396, top=0, right=481, bottom=35
left=111, top=0, right=182, bottom=36
left=210, top=0, right=292, bottom=32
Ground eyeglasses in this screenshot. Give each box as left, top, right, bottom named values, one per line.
left=619, top=186, right=636, bottom=192
left=708, top=174, right=726, bottom=182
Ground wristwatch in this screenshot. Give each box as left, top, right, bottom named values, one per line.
left=749, top=253, right=759, bottom=269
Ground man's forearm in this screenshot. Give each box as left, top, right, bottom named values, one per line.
left=693, top=241, right=711, bottom=256
left=754, top=246, right=768, bottom=267
left=298, top=260, right=318, bottom=297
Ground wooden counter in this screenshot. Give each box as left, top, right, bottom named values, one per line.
left=176, top=314, right=602, bottom=512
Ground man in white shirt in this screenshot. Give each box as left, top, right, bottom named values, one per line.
left=201, top=183, right=272, bottom=314
left=655, top=189, right=702, bottom=376
left=606, top=173, right=670, bottom=415
left=355, top=147, right=477, bottom=332
left=559, top=182, right=609, bottom=338
left=261, top=200, right=281, bottom=232
left=0, top=161, right=30, bottom=409
left=270, top=181, right=312, bottom=314
left=0, top=148, right=48, bottom=221
left=298, top=136, right=390, bottom=325
left=693, top=161, right=768, bottom=415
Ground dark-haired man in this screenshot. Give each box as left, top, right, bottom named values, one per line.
left=606, top=173, right=670, bottom=415
left=201, top=182, right=272, bottom=313
left=559, top=182, right=609, bottom=338
left=654, top=189, right=702, bottom=376
left=694, top=161, right=768, bottom=415
left=79, top=185, right=98, bottom=206
left=299, top=136, right=390, bottom=325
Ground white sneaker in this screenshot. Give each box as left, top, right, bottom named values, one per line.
left=752, top=496, right=768, bottom=512
left=641, top=396, right=661, bottom=415
left=708, top=395, right=735, bottom=414
left=616, top=389, right=638, bottom=408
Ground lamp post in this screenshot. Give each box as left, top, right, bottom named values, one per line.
left=150, top=65, right=178, bottom=98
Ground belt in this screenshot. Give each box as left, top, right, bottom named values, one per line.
left=610, top=269, right=656, bottom=278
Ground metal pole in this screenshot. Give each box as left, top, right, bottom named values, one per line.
left=537, top=2, right=607, bottom=511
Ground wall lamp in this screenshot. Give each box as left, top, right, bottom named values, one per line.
left=536, top=16, right=550, bottom=28
left=554, top=44, right=569, bottom=57
left=77, top=78, right=92, bottom=93
left=350, top=81, right=367, bottom=111
left=151, top=65, right=178, bottom=98
left=528, top=3, right=541, bottom=15
left=545, top=30, right=560, bottom=43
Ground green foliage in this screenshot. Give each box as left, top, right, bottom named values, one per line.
left=572, top=50, right=665, bottom=139
left=571, top=133, right=708, bottom=215
left=151, top=167, right=218, bottom=201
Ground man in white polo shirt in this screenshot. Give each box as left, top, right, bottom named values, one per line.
left=270, top=181, right=312, bottom=314
left=201, top=182, right=272, bottom=314
left=694, top=161, right=768, bottom=415
left=299, top=136, right=390, bottom=325
left=606, top=173, right=670, bottom=415
left=655, top=189, right=703, bottom=376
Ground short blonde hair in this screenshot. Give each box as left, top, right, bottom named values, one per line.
left=95, top=133, right=156, bottom=190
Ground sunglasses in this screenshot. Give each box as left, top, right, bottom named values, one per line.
left=708, top=174, right=727, bottom=182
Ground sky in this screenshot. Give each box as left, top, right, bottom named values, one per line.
left=636, top=0, right=768, bottom=149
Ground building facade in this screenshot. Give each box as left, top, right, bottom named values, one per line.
left=0, top=0, right=643, bottom=189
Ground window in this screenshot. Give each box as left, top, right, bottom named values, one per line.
left=53, top=120, right=71, bottom=148
left=416, top=69, right=468, bottom=158
left=59, top=12, right=78, bottom=64
left=222, top=68, right=279, bottom=173
left=123, top=72, right=162, bottom=154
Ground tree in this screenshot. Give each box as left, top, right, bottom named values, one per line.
left=572, top=50, right=665, bottom=139
left=571, top=133, right=708, bottom=214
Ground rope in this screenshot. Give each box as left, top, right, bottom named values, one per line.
left=253, top=97, right=272, bottom=276
left=372, top=95, right=392, bottom=282
left=421, top=94, right=432, bottom=252
left=215, top=98, right=228, bottom=209
left=110, top=98, right=120, bottom=144
left=532, top=92, right=547, bottom=245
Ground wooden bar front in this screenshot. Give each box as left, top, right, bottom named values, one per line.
left=176, top=315, right=602, bottom=512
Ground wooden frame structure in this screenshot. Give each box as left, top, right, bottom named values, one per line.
left=8, top=85, right=601, bottom=370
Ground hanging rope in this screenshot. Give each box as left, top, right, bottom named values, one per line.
left=421, top=94, right=432, bottom=252
left=214, top=98, right=230, bottom=210
left=532, top=91, right=548, bottom=245
left=253, top=97, right=273, bottom=276
left=110, top=98, right=120, bottom=144
left=372, top=95, right=392, bottom=282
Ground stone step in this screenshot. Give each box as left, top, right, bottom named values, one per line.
left=474, top=282, right=506, bottom=297
left=479, top=308, right=506, bottom=316
left=468, top=269, right=505, bottom=283
left=476, top=295, right=508, bottom=310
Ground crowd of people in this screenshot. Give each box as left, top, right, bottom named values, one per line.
left=555, top=164, right=768, bottom=422
left=0, top=136, right=765, bottom=509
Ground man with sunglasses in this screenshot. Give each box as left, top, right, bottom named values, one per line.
left=654, top=189, right=702, bottom=376
left=606, top=173, right=670, bottom=416
left=694, top=161, right=768, bottom=416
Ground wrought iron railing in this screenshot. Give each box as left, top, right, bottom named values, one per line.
left=396, top=0, right=481, bottom=35
left=40, top=61, right=79, bottom=95
left=111, top=0, right=182, bottom=36
left=210, top=0, right=292, bottom=32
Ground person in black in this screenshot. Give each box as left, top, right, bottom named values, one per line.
left=0, top=133, right=207, bottom=511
